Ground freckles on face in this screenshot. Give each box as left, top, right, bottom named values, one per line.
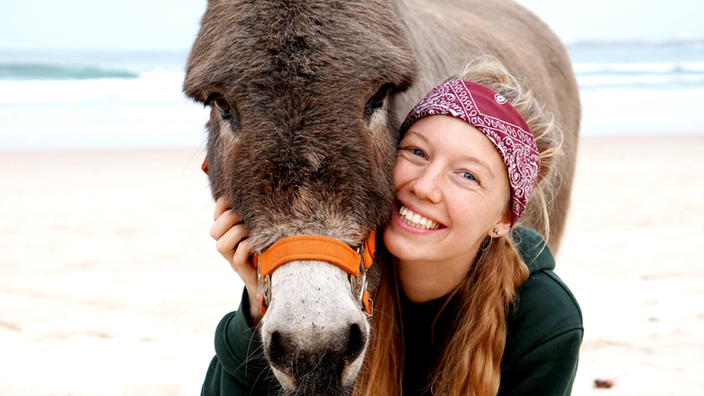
left=385, top=115, right=511, bottom=267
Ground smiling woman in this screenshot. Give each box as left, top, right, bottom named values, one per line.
left=356, top=58, right=579, bottom=396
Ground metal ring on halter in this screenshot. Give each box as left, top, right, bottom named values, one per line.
left=257, top=258, right=272, bottom=308
left=365, top=297, right=373, bottom=318
left=349, top=259, right=367, bottom=301
left=348, top=245, right=370, bottom=315
left=358, top=244, right=373, bottom=317
left=348, top=276, right=367, bottom=313
left=360, top=264, right=372, bottom=318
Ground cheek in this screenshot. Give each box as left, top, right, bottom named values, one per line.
left=447, top=193, right=491, bottom=227
left=447, top=196, right=472, bottom=221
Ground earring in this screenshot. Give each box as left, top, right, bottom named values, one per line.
left=493, top=228, right=501, bottom=235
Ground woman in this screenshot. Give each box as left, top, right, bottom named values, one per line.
left=205, top=58, right=583, bottom=396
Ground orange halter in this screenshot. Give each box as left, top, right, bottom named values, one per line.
left=252, top=230, right=376, bottom=316
left=203, top=156, right=376, bottom=316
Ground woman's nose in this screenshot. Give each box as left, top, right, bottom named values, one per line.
left=409, top=168, right=442, bottom=203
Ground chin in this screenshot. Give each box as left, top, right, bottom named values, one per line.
left=383, top=227, right=425, bottom=262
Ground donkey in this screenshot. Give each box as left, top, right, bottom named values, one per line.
left=184, top=0, right=580, bottom=394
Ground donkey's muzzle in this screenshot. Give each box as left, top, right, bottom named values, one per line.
left=267, top=322, right=367, bottom=383
left=260, top=260, right=371, bottom=394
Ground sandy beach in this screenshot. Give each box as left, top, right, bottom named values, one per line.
left=1, top=134, right=703, bottom=395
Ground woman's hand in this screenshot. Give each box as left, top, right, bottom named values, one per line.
left=210, top=197, right=263, bottom=325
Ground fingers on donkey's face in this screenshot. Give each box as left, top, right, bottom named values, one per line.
left=214, top=196, right=232, bottom=220
left=229, top=210, right=243, bottom=224
left=216, top=223, right=249, bottom=258
left=213, top=198, right=243, bottom=226
left=210, top=210, right=243, bottom=240
left=209, top=216, right=228, bottom=240
left=232, top=239, right=256, bottom=276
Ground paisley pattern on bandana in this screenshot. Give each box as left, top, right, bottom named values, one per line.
left=400, top=80, right=540, bottom=226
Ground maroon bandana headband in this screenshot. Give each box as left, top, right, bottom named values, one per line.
left=400, top=80, right=540, bottom=226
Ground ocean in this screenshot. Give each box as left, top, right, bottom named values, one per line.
left=1, top=42, right=703, bottom=150
left=569, top=41, right=704, bottom=137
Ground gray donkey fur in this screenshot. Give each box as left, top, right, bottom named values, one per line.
left=184, top=0, right=579, bottom=394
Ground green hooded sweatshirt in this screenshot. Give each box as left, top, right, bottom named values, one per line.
left=201, top=227, right=583, bottom=396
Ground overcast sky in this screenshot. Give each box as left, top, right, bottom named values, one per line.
left=0, top=0, right=701, bottom=51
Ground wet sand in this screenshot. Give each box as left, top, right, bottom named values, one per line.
left=1, top=135, right=703, bottom=395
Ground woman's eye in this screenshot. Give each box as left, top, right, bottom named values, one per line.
left=461, top=171, right=476, bottom=181
left=411, top=148, right=425, bottom=157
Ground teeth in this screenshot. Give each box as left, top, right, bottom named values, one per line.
left=398, top=205, right=440, bottom=230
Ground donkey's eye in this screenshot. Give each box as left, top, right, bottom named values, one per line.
left=364, top=83, right=395, bottom=118
left=213, top=96, right=232, bottom=117
left=207, top=93, right=241, bottom=130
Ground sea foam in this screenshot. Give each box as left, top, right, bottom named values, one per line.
left=0, top=70, right=209, bottom=150
left=1, top=45, right=703, bottom=150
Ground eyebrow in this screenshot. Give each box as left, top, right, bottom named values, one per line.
left=404, top=130, right=430, bottom=145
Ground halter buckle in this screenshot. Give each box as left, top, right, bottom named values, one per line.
left=257, top=259, right=272, bottom=311
left=350, top=245, right=373, bottom=317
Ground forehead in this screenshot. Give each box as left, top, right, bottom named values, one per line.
left=183, top=0, right=417, bottom=103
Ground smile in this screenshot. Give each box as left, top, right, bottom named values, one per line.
left=398, top=205, right=440, bottom=230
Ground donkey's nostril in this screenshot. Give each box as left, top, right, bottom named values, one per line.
left=268, top=331, right=292, bottom=374
left=342, top=323, right=367, bottom=365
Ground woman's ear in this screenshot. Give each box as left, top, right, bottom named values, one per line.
left=487, top=208, right=512, bottom=238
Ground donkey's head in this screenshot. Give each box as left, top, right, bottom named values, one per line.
left=184, top=0, right=416, bottom=393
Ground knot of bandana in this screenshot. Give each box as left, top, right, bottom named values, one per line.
left=400, top=80, right=540, bottom=226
